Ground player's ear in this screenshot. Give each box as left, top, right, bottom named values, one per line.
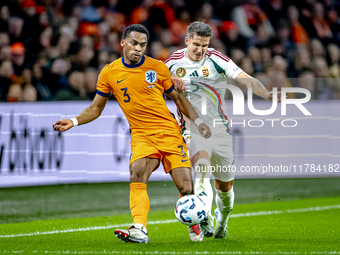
left=185, top=37, right=189, bottom=46
left=120, top=39, right=125, bottom=47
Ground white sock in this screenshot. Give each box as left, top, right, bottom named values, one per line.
left=193, top=158, right=213, bottom=216
left=215, top=187, right=234, bottom=225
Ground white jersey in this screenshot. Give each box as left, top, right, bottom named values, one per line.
left=165, top=48, right=243, bottom=135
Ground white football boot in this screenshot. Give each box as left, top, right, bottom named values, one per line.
left=115, top=225, right=149, bottom=243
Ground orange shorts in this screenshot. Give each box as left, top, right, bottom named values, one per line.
left=130, top=131, right=191, bottom=173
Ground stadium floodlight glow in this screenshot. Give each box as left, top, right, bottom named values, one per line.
left=192, top=81, right=312, bottom=116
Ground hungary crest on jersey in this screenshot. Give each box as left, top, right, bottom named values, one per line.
left=202, top=66, right=209, bottom=77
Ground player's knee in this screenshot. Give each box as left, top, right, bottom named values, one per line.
left=130, top=168, right=148, bottom=183
left=215, top=179, right=234, bottom=192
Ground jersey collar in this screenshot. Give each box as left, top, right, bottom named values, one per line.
left=122, top=55, right=145, bottom=68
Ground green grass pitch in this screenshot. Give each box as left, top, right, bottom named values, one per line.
left=0, top=178, right=339, bottom=254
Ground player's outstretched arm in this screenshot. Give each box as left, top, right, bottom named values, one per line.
left=167, top=89, right=211, bottom=139
left=53, top=94, right=109, bottom=132
left=235, top=71, right=281, bottom=103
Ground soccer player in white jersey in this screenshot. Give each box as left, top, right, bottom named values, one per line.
left=165, top=21, right=280, bottom=241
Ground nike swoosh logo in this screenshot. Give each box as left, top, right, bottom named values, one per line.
left=117, top=79, right=126, bottom=83
left=181, top=159, right=189, bottom=162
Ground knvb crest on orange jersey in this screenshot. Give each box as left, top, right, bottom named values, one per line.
left=202, top=66, right=209, bottom=78
left=145, top=70, right=157, bottom=84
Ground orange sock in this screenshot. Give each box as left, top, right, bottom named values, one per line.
left=130, top=182, right=149, bottom=228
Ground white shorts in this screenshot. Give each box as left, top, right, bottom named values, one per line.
left=183, top=131, right=235, bottom=182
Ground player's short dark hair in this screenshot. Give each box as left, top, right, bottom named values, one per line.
left=123, top=24, right=149, bottom=41
left=187, top=21, right=212, bottom=39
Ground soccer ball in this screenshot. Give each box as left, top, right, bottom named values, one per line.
left=174, top=195, right=207, bottom=226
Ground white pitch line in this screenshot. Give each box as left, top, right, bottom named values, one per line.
left=0, top=204, right=339, bottom=238
left=1, top=251, right=340, bottom=254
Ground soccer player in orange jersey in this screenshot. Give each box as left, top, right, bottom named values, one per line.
left=52, top=24, right=211, bottom=243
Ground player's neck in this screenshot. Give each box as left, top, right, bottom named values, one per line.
left=123, top=56, right=143, bottom=65
left=122, top=55, right=145, bottom=68
left=186, top=49, right=205, bottom=63
left=187, top=56, right=204, bottom=63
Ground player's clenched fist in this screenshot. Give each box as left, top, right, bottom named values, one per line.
left=53, top=119, right=74, bottom=132
left=198, top=123, right=211, bottom=139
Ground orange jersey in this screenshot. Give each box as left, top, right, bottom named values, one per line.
left=96, top=55, right=180, bottom=135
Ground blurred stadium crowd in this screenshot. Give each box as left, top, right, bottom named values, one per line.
left=0, top=0, right=339, bottom=102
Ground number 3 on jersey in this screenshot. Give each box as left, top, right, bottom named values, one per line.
left=178, top=145, right=187, bottom=158
left=120, top=87, right=130, bottom=103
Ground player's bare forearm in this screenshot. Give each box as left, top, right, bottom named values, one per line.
left=75, top=104, right=102, bottom=125
left=235, top=71, right=281, bottom=102
left=248, top=78, right=268, bottom=98
left=167, top=89, right=211, bottom=138
left=53, top=94, right=108, bottom=132
left=236, top=71, right=268, bottom=99
left=167, top=89, right=199, bottom=121
left=74, top=94, right=108, bottom=125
